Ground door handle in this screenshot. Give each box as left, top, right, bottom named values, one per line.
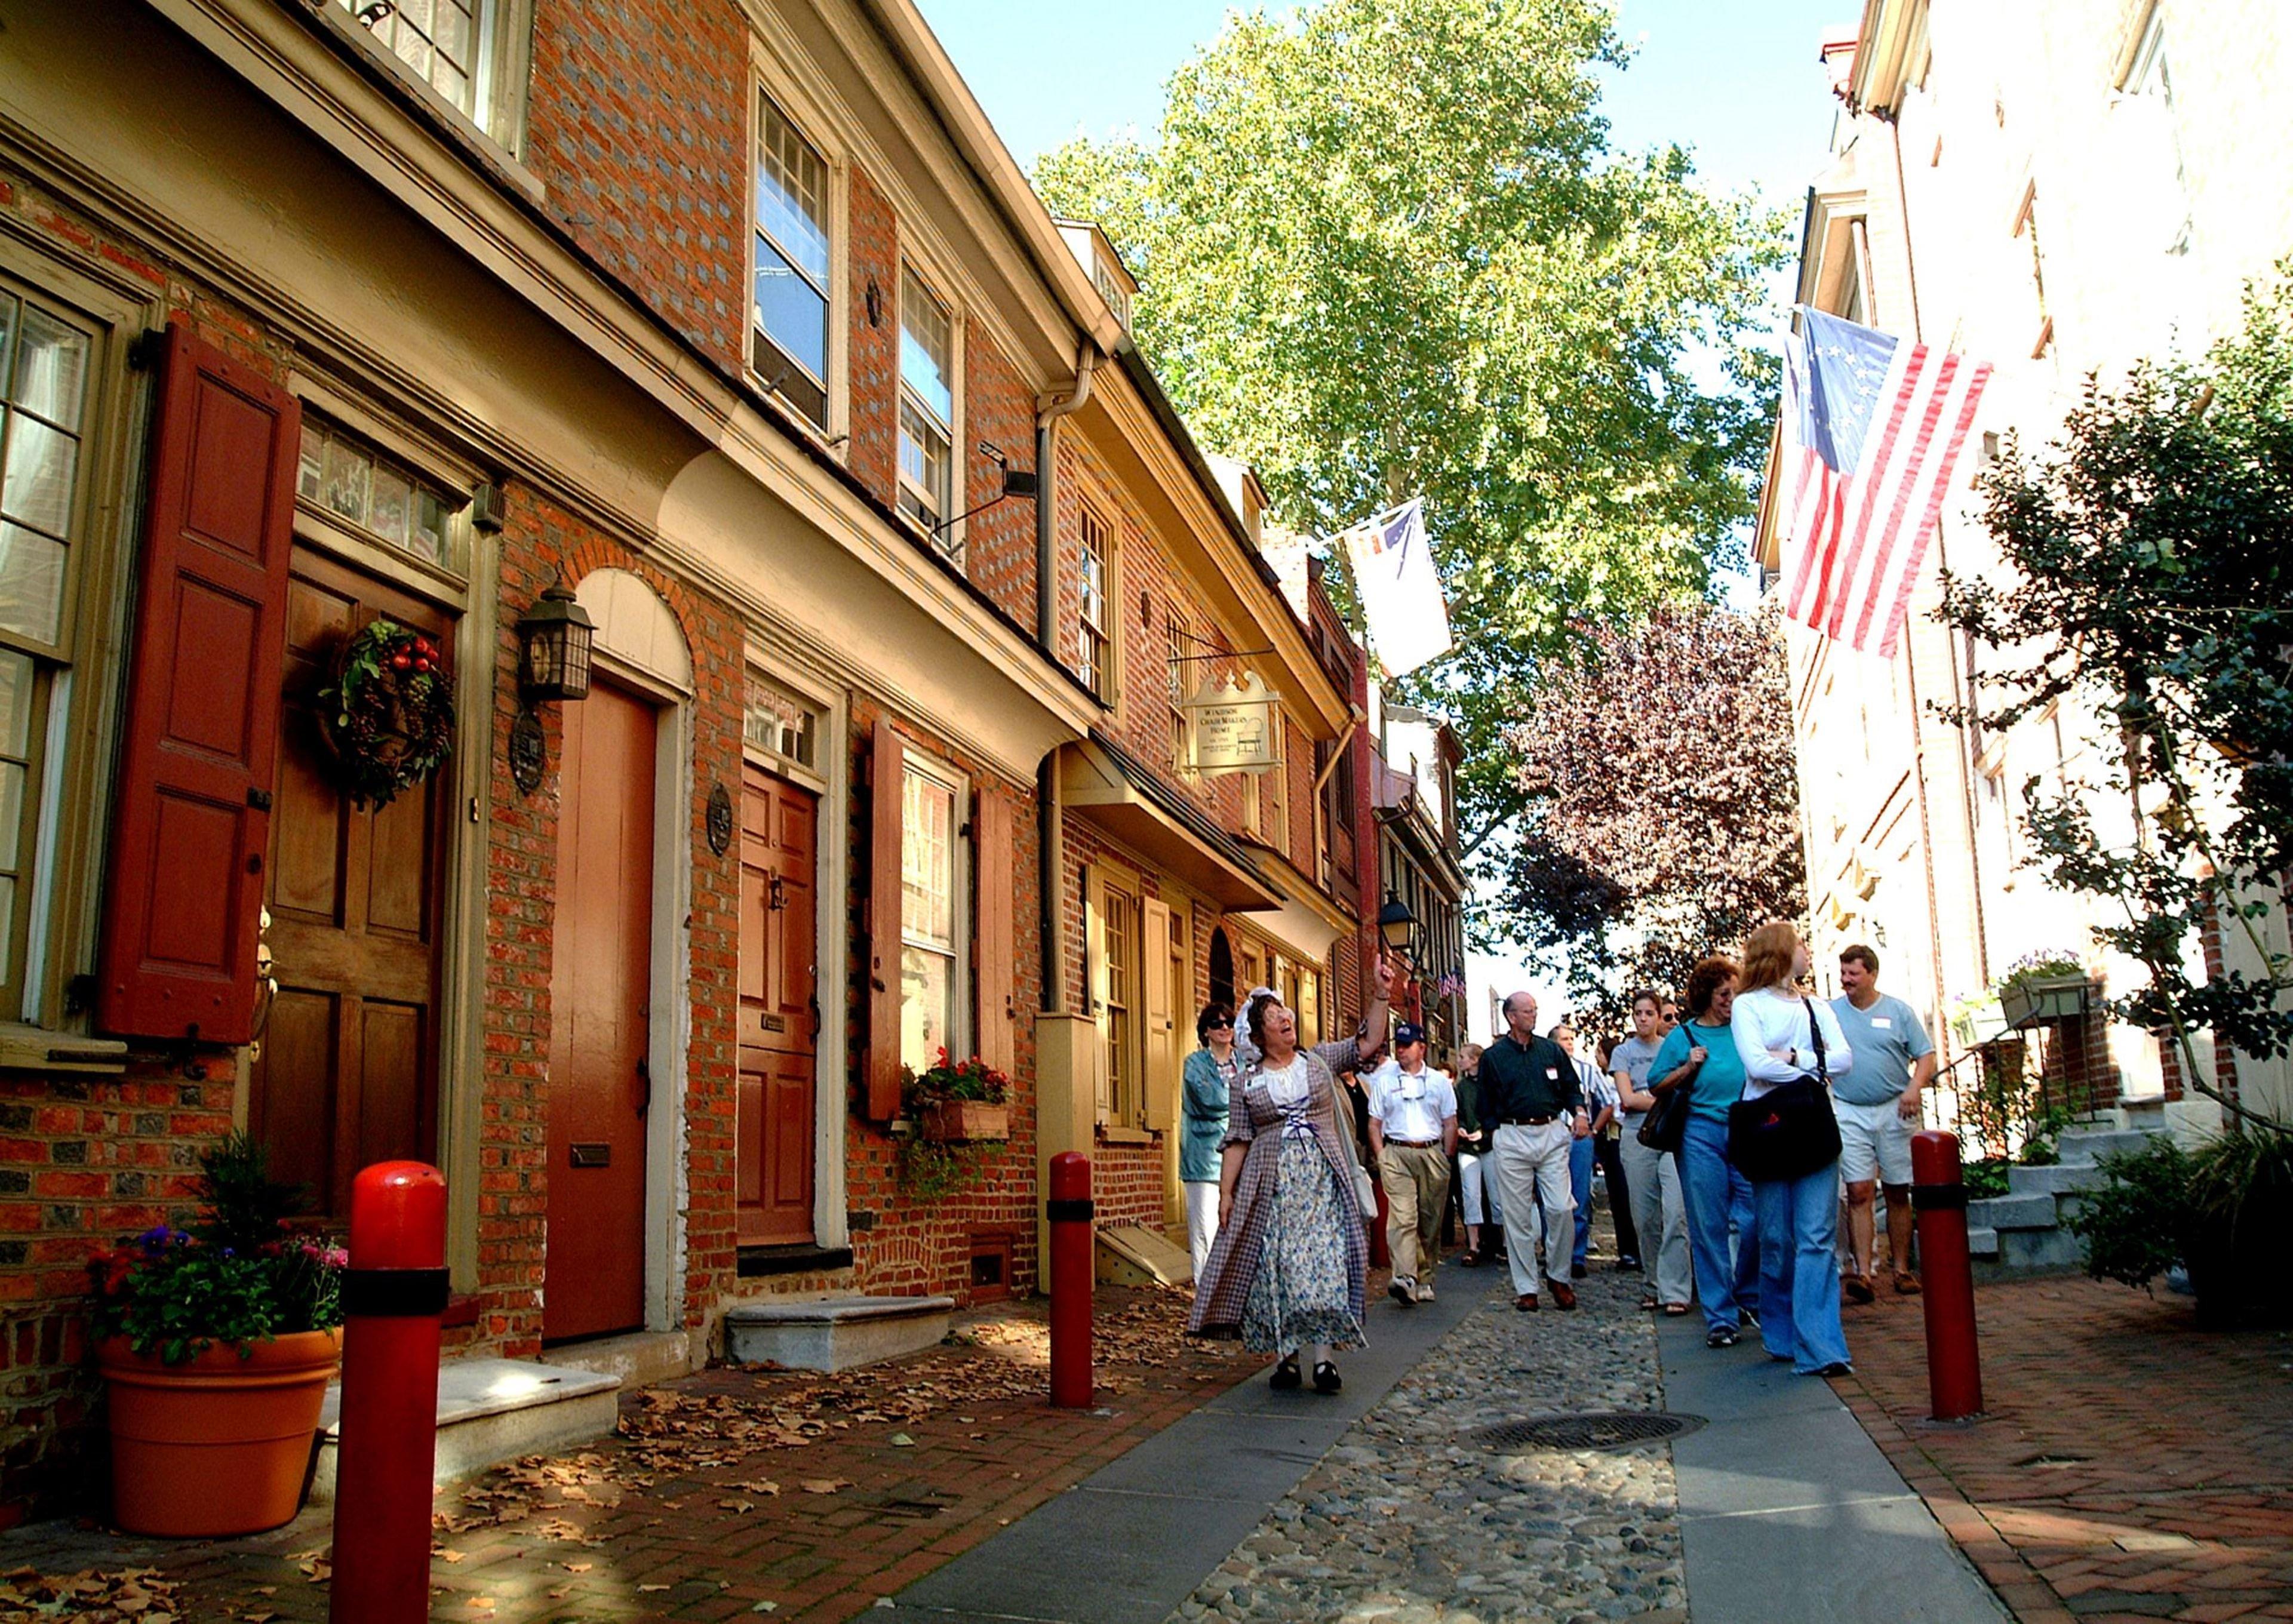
left=636, top=1056, right=651, bottom=1116
left=767, top=873, right=787, bottom=912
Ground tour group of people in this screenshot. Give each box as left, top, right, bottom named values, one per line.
left=1182, top=922, right=1938, bottom=1389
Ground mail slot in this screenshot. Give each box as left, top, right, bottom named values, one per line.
left=760, top=1013, right=787, bottom=1033
left=570, top=1143, right=611, bottom=1168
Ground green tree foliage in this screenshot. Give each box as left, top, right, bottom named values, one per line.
left=1490, top=602, right=1806, bottom=1014
left=1939, top=271, right=2293, bottom=1128
left=1031, top=0, right=1787, bottom=860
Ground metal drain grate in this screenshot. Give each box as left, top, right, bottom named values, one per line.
left=1475, top=1411, right=1705, bottom=1453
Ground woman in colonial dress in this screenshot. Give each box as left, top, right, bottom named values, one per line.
left=1188, top=961, right=1393, bottom=1394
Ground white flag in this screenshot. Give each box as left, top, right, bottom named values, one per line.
left=1339, top=499, right=1452, bottom=679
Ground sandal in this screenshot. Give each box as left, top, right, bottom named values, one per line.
left=1662, top=1303, right=1692, bottom=1317
left=1707, top=1325, right=1738, bottom=1348
left=1640, top=1295, right=1660, bottom=1311
left=1892, top=1271, right=1922, bottom=1296
left=1270, top=1355, right=1302, bottom=1391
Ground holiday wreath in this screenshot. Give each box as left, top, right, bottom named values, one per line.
left=318, top=619, right=454, bottom=809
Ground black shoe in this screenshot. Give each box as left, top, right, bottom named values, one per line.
left=1312, top=1361, right=1342, bottom=1394
left=1739, top=1306, right=1761, bottom=1329
left=1570, top=1263, right=1588, bottom=1279
left=1491, top=1248, right=1509, bottom=1264
left=1816, top=1361, right=1853, bottom=1377
left=1270, top=1356, right=1302, bottom=1390
left=1617, top=1256, right=1642, bottom=1272
left=1389, top=1275, right=1416, bottom=1308
left=1707, top=1326, right=1738, bottom=1349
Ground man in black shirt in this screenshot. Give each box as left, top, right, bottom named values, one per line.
left=1479, top=991, right=1588, bottom=1310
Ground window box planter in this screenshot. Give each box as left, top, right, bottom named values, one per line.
left=918, top=1101, right=1010, bottom=1143
left=2000, top=973, right=2096, bottom=1029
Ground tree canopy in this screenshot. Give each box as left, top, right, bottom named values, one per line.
left=1939, top=270, right=2293, bottom=1128
left=1490, top=602, right=1806, bottom=1022
left=1032, top=0, right=1788, bottom=872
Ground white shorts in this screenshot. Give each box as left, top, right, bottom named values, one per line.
left=1836, top=1096, right=1914, bottom=1186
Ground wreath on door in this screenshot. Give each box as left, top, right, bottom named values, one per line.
left=318, top=618, right=455, bottom=810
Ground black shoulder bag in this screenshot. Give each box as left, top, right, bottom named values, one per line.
left=1636, top=1042, right=1693, bottom=1154
left=1725, top=1000, right=1843, bottom=1182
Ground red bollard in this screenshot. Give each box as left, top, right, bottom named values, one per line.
left=1910, top=1131, right=1984, bottom=1421
left=1047, top=1152, right=1093, bottom=1409
left=330, top=1162, right=449, bottom=1624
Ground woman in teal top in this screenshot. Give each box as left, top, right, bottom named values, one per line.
left=1182, top=1004, right=1239, bottom=1284
left=1650, top=958, right=1762, bottom=1346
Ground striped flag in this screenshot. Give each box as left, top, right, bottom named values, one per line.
left=1776, top=306, right=1991, bottom=657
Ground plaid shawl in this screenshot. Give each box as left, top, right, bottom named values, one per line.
left=1187, top=1039, right=1370, bottom=1339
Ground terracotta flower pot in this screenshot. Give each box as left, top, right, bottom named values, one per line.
left=919, top=1101, right=1010, bottom=1142
left=99, top=1327, right=342, bottom=1536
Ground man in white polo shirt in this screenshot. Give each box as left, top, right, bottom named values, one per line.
left=1366, top=1023, right=1458, bottom=1306
left=1831, top=944, right=1937, bottom=1301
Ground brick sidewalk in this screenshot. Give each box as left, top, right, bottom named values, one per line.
left=1, top=1284, right=1264, bottom=1624
left=1829, top=1275, right=2293, bottom=1624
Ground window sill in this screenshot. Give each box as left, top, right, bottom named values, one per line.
left=1096, top=1125, right=1155, bottom=1146
left=0, top=1023, right=129, bottom=1075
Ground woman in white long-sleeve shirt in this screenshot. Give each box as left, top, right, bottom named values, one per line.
left=1730, top=921, right=1856, bottom=1375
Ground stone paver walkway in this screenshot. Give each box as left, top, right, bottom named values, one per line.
left=1829, top=1275, right=2293, bottom=1624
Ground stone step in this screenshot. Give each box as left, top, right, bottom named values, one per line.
left=1967, top=1225, right=1999, bottom=1259
left=1973, top=1222, right=2085, bottom=1281
left=2053, top=1128, right=2163, bottom=1164
left=724, top=1294, right=955, bottom=1373
left=1966, top=1191, right=2058, bottom=1231
left=2008, top=1160, right=2111, bottom=1198
left=308, top=1357, right=620, bottom=1506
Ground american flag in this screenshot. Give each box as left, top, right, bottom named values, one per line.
left=1775, top=306, right=1991, bottom=657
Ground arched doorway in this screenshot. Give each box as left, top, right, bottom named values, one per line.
left=1208, top=927, right=1234, bottom=1011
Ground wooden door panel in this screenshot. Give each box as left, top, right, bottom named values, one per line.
left=737, top=763, right=817, bottom=1246
left=545, top=680, right=654, bottom=1340
left=248, top=548, right=449, bottom=1222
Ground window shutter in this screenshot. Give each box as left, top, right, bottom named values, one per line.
left=98, top=321, right=298, bottom=1044
left=973, top=788, right=1015, bottom=1074
left=865, top=722, right=905, bottom=1120
left=1083, top=864, right=1110, bottom=1121
left=1142, top=896, right=1176, bottom=1132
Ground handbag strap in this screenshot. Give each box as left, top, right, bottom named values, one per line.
left=1807, top=999, right=1830, bottom=1085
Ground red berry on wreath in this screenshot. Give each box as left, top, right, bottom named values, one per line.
left=391, top=653, right=411, bottom=670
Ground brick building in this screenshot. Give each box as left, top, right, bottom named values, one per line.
left=0, top=0, right=1372, bottom=1518
left=1754, top=0, right=2293, bottom=1140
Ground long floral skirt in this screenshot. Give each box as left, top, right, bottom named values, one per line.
left=1240, top=1137, right=1366, bottom=1355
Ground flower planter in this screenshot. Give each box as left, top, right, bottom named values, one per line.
left=918, top=1101, right=1009, bottom=1143
left=99, top=1328, right=342, bottom=1536
left=2000, top=973, right=2094, bottom=1029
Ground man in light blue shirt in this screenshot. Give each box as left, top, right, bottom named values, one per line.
left=1831, top=945, right=1937, bottom=1300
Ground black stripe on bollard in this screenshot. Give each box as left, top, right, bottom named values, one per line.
left=342, top=1266, right=452, bottom=1317
left=1045, top=1197, right=1095, bottom=1223
left=1910, top=1185, right=1969, bottom=1212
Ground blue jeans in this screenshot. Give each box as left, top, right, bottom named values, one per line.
left=1754, top=1161, right=1852, bottom=1373
left=1569, top=1133, right=1595, bottom=1270
left=1681, top=1114, right=1759, bottom=1333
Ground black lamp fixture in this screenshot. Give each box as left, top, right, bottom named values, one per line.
left=1376, top=891, right=1416, bottom=955
left=518, top=574, right=595, bottom=703
left=509, top=574, right=596, bottom=796
left=931, top=444, right=1039, bottom=539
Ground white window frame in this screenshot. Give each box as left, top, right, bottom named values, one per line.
left=897, top=746, right=971, bottom=1072
left=325, top=0, right=536, bottom=158
left=1078, top=501, right=1114, bottom=703
left=896, top=264, right=960, bottom=548
left=748, top=80, right=846, bottom=445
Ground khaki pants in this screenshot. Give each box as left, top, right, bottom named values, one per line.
left=1379, top=1143, right=1452, bottom=1284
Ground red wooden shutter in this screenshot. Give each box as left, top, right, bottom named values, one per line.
left=974, top=788, right=1015, bottom=1074
left=864, top=721, right=905, bottom=1120
left=97, top=321, right=298, bottom=1044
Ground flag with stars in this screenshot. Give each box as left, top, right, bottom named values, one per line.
left=1776, top=306, right=1991, bottom=657
left=1337, top=498, right=1452, bottom=679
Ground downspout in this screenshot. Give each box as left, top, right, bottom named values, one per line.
left=1035, top=339, right=1098, bottom=1013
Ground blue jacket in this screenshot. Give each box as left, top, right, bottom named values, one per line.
left=1181, top=1047, right=1235, bottom=1182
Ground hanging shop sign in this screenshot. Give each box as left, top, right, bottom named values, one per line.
left=1182, top=672, right=1281, bottom=774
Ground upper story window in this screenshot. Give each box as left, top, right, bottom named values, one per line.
left=752, top=96, right=831, bottom=430
left=347, top=0, right=486, bottom=119
left=1078, top=503, right=1111, bottom=702
left=897, top=269, right=955, bottom=540
left=1163, top=611, right=1190, bottom=770
left=296, top=420, right=465, bottom=576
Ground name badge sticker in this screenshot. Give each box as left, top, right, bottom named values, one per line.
left=1873, top=1017, right=1894, bottom=1029
left=1546, top=1068, right=1559, bottom=1079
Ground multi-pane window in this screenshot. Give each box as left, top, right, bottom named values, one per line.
left=1102, top=885, right=1137, bottom=1122
left=753, top=97, right=832, bottom=429
left=1078, top=504, right=1111, bottom=701
left=342, top=0, right=488, bottom=124
left=296, top=421, right=462, bottom=574
left=1164, top=613, right=1190, bottom=769
left=0, top=287, right=93, bottom=1007
left=743, top=670, right=820, bottom=773
left=899, top=762, right=958, bottom=1072
left=897, top=270, right=955, bottom=538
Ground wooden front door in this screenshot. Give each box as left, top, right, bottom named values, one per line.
left=737, top=762, right=818, bottom=1245
left=251, top=548, right=449, bottom=1223
left=544, top=678, right=656, bottom=1342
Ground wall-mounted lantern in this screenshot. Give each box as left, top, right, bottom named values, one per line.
left=509, top=574, right=595, bottom=795
left=1377, top=891, right=1416, bottom=956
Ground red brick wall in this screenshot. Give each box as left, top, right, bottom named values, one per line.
left=525, top=0, right=749, bottom=371
left=846, top=167, right=900, bottom=503
left=963, top=328, right=1038, bottom=624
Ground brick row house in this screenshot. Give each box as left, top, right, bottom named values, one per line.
left=0, top=0, right=1378, bottom=1517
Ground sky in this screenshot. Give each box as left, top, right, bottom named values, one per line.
left=912, top=0, right=1851, bottom=1029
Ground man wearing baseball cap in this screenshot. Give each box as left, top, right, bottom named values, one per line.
left=1365, top=1023, right=1458, bottom=1305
